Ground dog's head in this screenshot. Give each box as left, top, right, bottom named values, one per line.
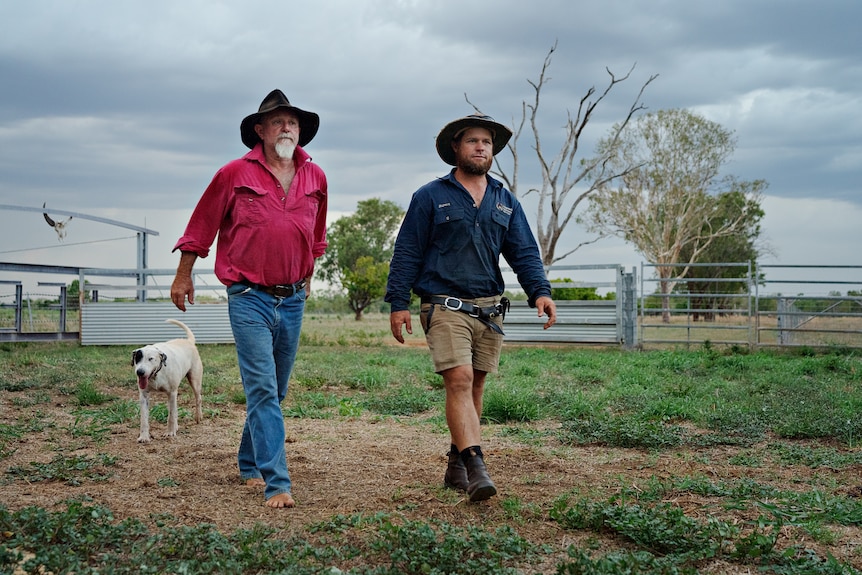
left=131, top=346, right=167, bottom=389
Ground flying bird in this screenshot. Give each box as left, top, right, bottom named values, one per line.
left=42, top=202, right=72, bottom=240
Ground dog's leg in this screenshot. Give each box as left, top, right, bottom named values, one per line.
left=189, top=360, right=203, bottom=424
left=138, top=389, right=151, bottom=443
left=165, top=389, right=179, bottom=438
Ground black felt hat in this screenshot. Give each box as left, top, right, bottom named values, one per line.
left=240, top=89, right=320, bottom=149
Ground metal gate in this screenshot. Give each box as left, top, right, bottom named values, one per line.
left=638, top=263, right=862, bottom=349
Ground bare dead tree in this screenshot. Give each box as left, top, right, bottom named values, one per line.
left=469, top=41, right=658, bottom=265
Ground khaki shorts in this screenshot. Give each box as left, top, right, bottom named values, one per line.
left=419, top=296, right=504, bottom=374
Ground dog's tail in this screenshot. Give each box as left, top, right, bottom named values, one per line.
left=165, top=319, right=196, bottom=344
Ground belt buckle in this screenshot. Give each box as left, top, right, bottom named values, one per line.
left=443, top=296, right=463, bottom=311
left=272, top=284, right=294, bottom=297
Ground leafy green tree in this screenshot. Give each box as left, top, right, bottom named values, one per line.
left=66, top=279, right=91, bottom=304
left=675, top=190, right=766, bottom=321
left=551, top=279, right=614, bottom=301
left=343, top=256, right=391, bottom=320
left=318, top=198, right=404, bottom=320
left=580, top=109, right=767, bottom=322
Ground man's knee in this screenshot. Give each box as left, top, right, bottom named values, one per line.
left=442, top=365, right=474, bottom=393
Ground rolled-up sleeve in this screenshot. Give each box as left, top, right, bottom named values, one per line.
left=385, top=191, right=431, bottom=312
left=311, top=176, right=329, bottom=259
left=172, top=169, right=231, bottom=259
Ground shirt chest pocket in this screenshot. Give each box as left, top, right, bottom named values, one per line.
left=434, top=207, right=467, bottom=226
left=490, top=207, right=511, bottom=230
left=433, top=207, right=469, bottom=253
left=290, top=188, right=324, bottom=221
left=233, top=186, right=268, bottom=226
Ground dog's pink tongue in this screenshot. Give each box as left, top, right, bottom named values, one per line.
left=137, top=375, right=148, bottom=390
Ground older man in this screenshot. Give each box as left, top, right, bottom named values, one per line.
left=171, top=90, right=328, bottom=509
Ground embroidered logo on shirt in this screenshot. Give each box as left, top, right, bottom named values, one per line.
left=496, top=202, right=513, bottom=215
left=438, top=202, right=451, bottom=208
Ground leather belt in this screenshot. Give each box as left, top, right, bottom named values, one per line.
left=238, top=279, right=307, bottom=298
left=421, top=295, right=509, bottom=335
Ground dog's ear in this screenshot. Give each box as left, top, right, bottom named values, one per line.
left=131, top=349, right=142, bottom=366
left=160, top=352, right=167, bottom=366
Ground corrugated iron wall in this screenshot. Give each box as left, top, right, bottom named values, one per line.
left=504, top=300, right=621, bottom=344
left=79, top=300, right=623, bottom=346
left=80, top=302, right=233, bottom=345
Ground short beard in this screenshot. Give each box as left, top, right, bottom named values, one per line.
left=458, top=157, right=492, bottom=176
left=275, top=138, right=296, bottom=160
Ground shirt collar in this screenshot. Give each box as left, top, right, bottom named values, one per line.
left=442, top=168, right=503, bottom=191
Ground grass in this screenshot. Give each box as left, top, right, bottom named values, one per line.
left=2, top=313, right=862, bottom=573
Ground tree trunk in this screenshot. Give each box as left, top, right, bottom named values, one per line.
left=659, top=278, right=672, bottom=324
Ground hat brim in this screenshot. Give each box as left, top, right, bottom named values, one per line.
left=435, top=116, right=513, bottom=166
left=240, top=106, right=320, bottom=149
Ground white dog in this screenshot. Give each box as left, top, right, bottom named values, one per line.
left=131, top=319, right=203, bottom=443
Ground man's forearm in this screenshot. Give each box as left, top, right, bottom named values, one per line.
left=175, top=251, right=198, bottom=277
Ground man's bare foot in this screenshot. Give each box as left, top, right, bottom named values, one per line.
left=264, top=493, right=295, bottom=508
left=244, top=477, right=265, bottom=488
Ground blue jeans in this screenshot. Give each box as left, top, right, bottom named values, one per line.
left=227, top=282, right=305, bottom=500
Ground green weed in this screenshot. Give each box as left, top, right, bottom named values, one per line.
left=74, top=380, right=114, bottom=406
left=559, top=417, right=686, bottom=450
left=360, top=385, right=438, bottom=416
left=6, top=453, right=117, bottom=485
left=483, top=385, right=543, bottom=423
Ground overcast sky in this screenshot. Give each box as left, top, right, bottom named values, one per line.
left=1, top=0, right=861, bottom=299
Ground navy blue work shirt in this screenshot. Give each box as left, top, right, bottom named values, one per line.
left=385, top=170, right=551, bottom=312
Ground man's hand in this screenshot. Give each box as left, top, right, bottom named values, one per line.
left=535, top=296, right=556, bottom=330
left=170, top=251, right=198, bottom=312
left=171, top=275, right=195, bottom=312
left=390, top=310, right=412, bottom=344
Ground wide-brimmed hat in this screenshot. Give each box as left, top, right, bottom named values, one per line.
left=435, top=114, right=513, bottom=166
left=240, top=89, right=320, bottom=149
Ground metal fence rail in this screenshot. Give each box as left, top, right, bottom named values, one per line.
left=639, top=262, right=753, bottom=349
left=755, top=265, right=862, bottom=349
left=3, top=262, right=862, bottom=349
left=639, top=263, right=862, bottom=349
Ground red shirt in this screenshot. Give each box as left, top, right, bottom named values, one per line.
left=173, top=144, right=328, bottom=287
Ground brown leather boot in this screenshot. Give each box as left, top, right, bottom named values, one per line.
left=444, top=445, right=468, bottom=491
left=461, top=446, right=497, bottom=502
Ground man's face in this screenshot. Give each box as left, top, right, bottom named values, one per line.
left=255, top=111, right=300, bottom=159
left=453, top=126, right=494, bottom=175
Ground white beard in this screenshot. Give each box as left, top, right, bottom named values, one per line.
left=275, top=138, right=296, bottom=159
